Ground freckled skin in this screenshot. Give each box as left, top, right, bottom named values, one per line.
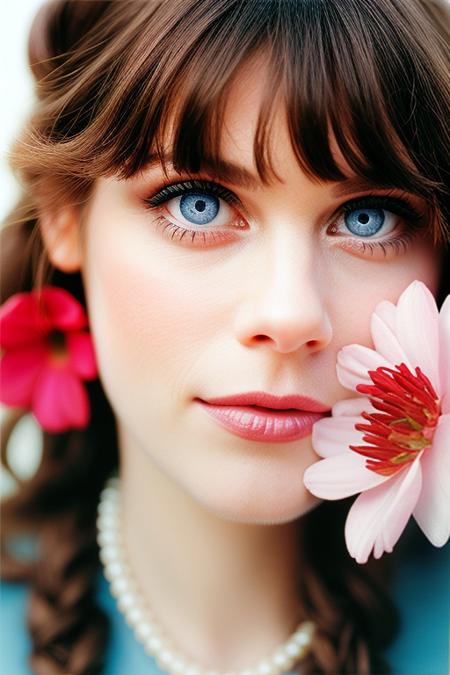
left=78, top=55, right=441, bottom=528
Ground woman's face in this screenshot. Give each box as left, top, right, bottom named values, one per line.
left=73, top=58, right=442, bottom=524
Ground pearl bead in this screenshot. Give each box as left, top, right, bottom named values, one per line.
left=100, top=487, right=118, bottom=500
left=286, top=642, right=302, bottom=657
left=111, top=576, right=131, bottom=595
left=117, top=592, right=137, bottom=611
left=173, top=658, right=186, bottom=674
left=186, top=666, right=202, bottom=675
left=97, top=476, right=314, bottom=675
left=147, top=634, right=163, bottom=651
left=136, top=622, right=154, bottom=640
left=108, top=561, right=126, bottom=579
left=294, top=632, right=310, bottom=646
left=97, top=530, right=118, bottom=547
left=100, top=546, right=120, bottom=563
left=271, top=651, right=290, bottom=668
left=160, top=650, right=178, bottom=667
left=128, top=605, right=145, bottom=625
left=105, top=562, right=124, bottom=581
left=98, top=499, right=117, bottom=514
left=97, top=513, right=116, bottom=529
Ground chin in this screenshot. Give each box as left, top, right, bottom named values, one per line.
left=193, top=483, right=323, bottom=526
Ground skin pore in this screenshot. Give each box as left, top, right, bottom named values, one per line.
left=40, top=55, right=443, bottom=668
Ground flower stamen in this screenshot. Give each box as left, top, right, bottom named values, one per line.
left=48, top=329, right=69, bottom=366
left=350, top=363, right=440, bottom=476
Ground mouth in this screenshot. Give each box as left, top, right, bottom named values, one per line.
left=197, top=391, right=331, bottom=413
left=195, top=398, right=331, bottom=443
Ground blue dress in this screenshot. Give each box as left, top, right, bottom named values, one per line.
left=1, top=527, right=448, bottom=674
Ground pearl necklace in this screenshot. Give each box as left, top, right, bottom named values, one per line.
left=96, top=476, right=315, bottom=675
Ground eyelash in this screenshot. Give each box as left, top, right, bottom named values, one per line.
left=142, top=178, right=426, bottom=256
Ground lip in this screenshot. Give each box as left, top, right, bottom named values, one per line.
left=195, top=392, right=331, bottom=443
left=200, top=391, right=331, bottom=413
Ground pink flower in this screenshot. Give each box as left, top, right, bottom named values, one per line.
left=303, top=280, right=450, bottom=564
left=0, top=286, right=98, bottom=432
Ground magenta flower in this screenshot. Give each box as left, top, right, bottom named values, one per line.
left=303, top=280, right=450, bottom=564
left=0, top=286, right=98, bottom=432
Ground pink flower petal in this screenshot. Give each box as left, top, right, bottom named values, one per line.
left=39, top=286, right=88, bottom=331
left=312, top=415, right=367, bottom=458
left=439, top=295, right=450, bottom=413
left=395, top=280, right=440, bottom=395
left=413, top=413, right=450, bottom=546
left=332, top=396, right=374, bottom=417
left=0, top=342, right=48, bottom=407
left=66, top=332, right=98, bottom=379
left=345, top=459, right=422, bottom=564
left=441, top=393, right=450, bottom=416
left=31, top=366, right=90, bottom=432
left=370, top=301, right=413, bottom=369
left=303, top=281, right=449, bottom=564
left=0, top=293, right=49, bottom=349
left=373, top=299, right=396, bottom=332
left=303, top=453, right=388, bottom=499
left=336, top=344, right=392, bottom=391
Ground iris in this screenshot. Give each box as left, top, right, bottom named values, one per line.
left=345, top=208, right=384, bottom=236
left=179, top=193, right=219, bottom=225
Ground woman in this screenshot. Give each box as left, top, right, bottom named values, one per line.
left=1, top=0, right=449, bottom=673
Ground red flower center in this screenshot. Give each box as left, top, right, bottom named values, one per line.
left=351, top=363, right=441, bottom=476
left=48, top=329, right=69, bottom=366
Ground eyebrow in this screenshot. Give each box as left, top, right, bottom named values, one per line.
left=144, top=152, right=261, bottom=190
left=331, top=177, right=401, bottom=197
left=144, top=152, right=402, bottom=196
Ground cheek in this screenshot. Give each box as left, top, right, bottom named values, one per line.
left=329, top=241, right=442, bottom=348
left=81, top=207, right=225, bottom=420
left=85, top=246, right=191, bottom=393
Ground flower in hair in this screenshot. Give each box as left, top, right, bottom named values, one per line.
left=0, top=286, right=98, bottom=432
left=303, top=280, right=450, bottom=564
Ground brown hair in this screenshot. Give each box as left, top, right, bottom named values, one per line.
left=1, top=0, right=449, bottom=673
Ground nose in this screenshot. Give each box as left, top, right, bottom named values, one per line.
left=234, top=232, right=333, bottom=354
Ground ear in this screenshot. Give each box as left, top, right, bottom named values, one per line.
left=39, top=207, right=83, bottom=273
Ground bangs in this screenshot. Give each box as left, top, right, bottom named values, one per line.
left=28, top=0, right=450, bottom=242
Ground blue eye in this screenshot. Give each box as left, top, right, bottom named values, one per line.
left=345, top=208, right=385, bottom=237
left=144, top=180, right=426, bottom=254
left=179, top=192, right=220, bottom=225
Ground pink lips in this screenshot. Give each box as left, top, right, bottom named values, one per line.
left=195, top=392, right=331, bottom=443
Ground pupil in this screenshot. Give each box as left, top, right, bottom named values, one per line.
left=196, top=200, right=206, bottom=212
left=358, top=213, right=369, bottom=224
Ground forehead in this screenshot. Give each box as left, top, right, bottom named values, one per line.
left=162, top=51, right=355, bottom=186
left=158, top=55, right=354, bottom=188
